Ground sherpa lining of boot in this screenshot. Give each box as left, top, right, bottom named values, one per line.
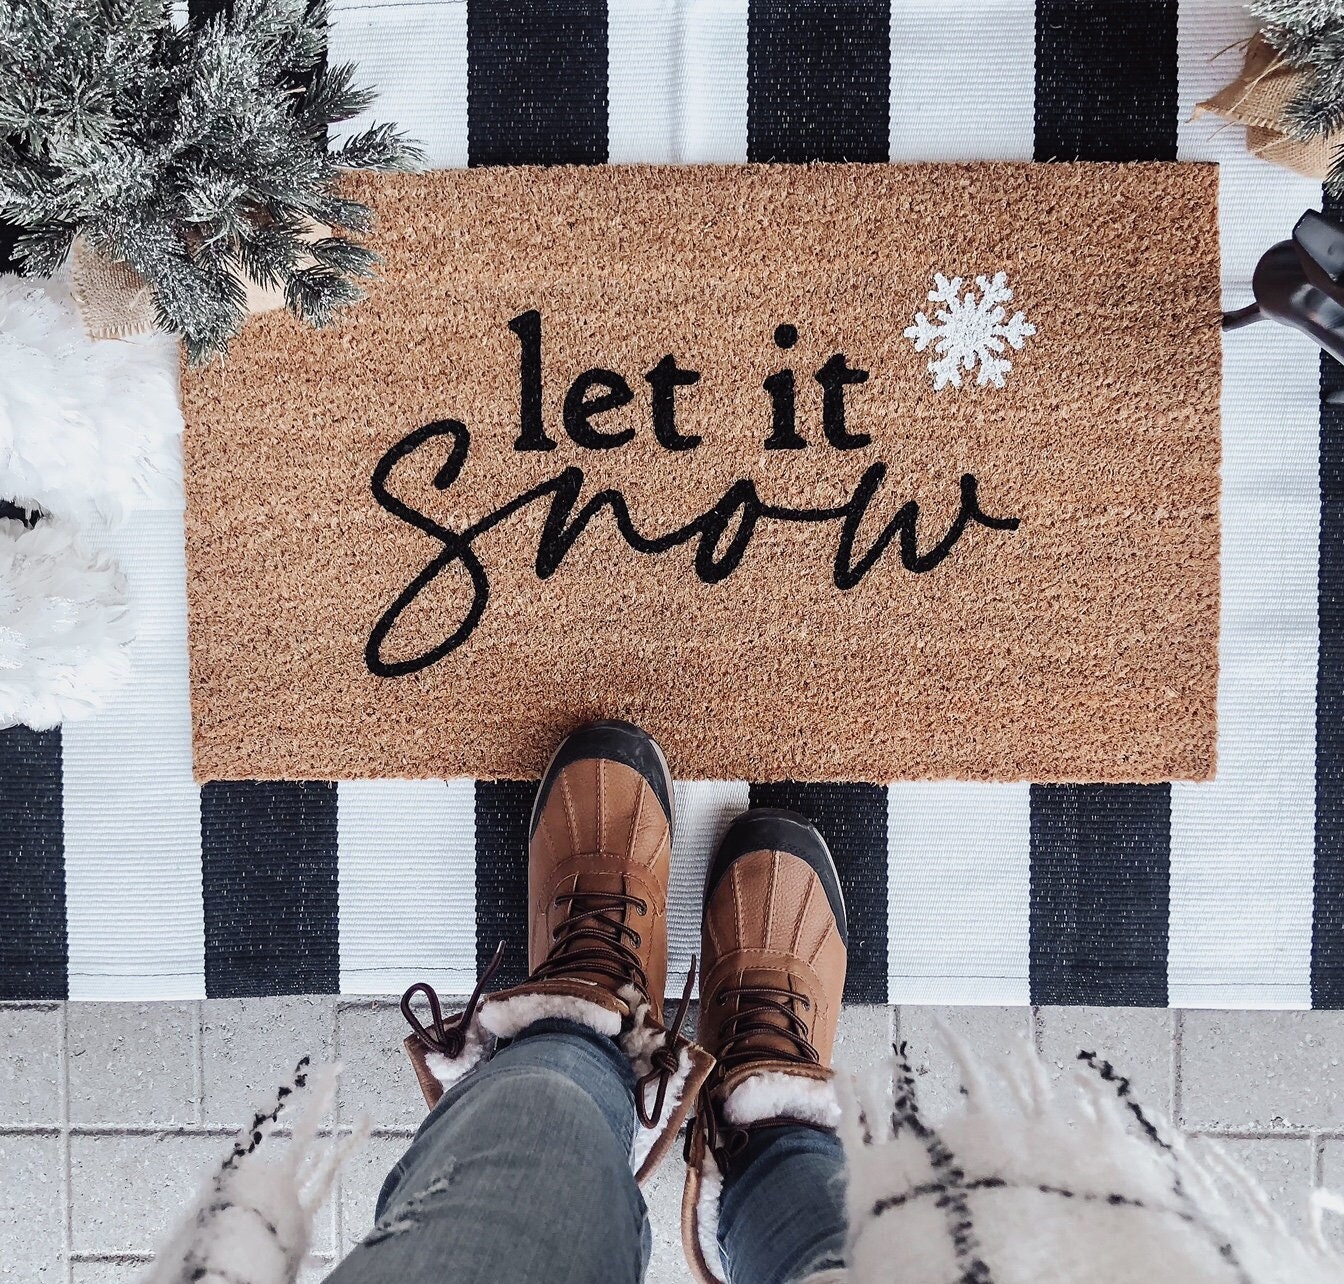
left=419, top=991, right=621, bottom=1096
left=695, top=1159, right=728, bottom=1282
left=723, top=1069, right=841, bottom=1129
left=619, top=984, right=696, bottom=1174
left=631, top=1041, right=694, bottom=1172
left=479, top=991, right=623, bottom=1041
left=422, top=1016, right=492, bottom=1092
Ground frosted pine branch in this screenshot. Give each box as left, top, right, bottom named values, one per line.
left=0, top=0, right=422, bottom=360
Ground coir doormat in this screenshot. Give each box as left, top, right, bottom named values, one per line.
left=182, top=162, right=1220, bottom=784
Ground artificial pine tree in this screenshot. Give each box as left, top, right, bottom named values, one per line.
left=1251, top=0, right=1344, bottom=194
left=0, top=0, right=422, bottom=361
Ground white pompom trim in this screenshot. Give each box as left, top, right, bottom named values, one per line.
left=0, top=274, right=182, bottom=523
left=0, top=517, right=134, bottom=730
left=140, top=1059, right=367, bottom=1284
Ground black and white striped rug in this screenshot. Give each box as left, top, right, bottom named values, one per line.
left=3, top=0, right=1340, bottom=1009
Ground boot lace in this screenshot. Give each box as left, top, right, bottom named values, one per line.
left=714, top=981, right=819, bottom=1073
left=400, top=940, right=507, bottom=1057
left=697, top=979, right=820, bottom=1167
left=534, top=885, right=696, bottom=1129
left=533, top=887, right=650, bottom=992
left=634, top=960, right=696, bottom=1128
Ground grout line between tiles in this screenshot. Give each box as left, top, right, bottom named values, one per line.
left=333, top=1004, right=344, bottom=1130
left=1189, top=1128, right=1320, bottom=1141
left=45, top=1124, right=420, bottom=1140
left=1171, top=1008, right=1184, bottom=1130
left=331, top=1001, right=346, bottom=1255
left=58, top=1001, right=73, bottom=1283
left=334, top=1163, right=347, bottom=1261
left=193, top=1000, right=205, bottom=1128
left=69, top=1252, right=154, bottom=1264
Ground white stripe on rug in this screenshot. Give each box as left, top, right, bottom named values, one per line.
left=888, top=782, right=1032, bottom=1005
left=888, top=0, right=1036, bottom=162
left=328, top=0, right=469, bottom=168
left=1168, top=0, right=1320, bottom=1009
left=668, top=780, right=751, bottom=996
left=327, top=0, right=476, bottom=1000
left=63, top=506, right=206, bottom=1000
left=884, top=0, right=1035, bottom=1004
left=338, top=779, right=479, bottom=996
left=608, top=0, right=749, bottom=165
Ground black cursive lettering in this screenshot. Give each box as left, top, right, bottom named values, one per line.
left=365, top=422, right=1020, bottom=678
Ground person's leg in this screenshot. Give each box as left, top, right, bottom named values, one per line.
left=335, top=720, right=699, bottom=1284
left=716, top=1122, right=847, bottom=1284
left=326, top=1017, right=649, bottom=1284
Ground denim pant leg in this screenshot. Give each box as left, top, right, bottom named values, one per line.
left=717, top=1124, right=848, bottom=1284
left=326, top=1017, right=650, bottom=1284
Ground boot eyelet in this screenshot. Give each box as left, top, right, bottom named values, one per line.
left=632, top=933, right=642, bottom=947
left=635, top=898, right=648, bottom=915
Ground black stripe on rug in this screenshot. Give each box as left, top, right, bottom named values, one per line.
left=0, top=727, right=67, bottom=1000
left=467, top=0, right=608, bottom=167
left=746, top=0, right=890, bottom=163
left=749, top=783, right=888, bottom=1002
left=1034, top=0, right=1178, bottom=162
left=1029, top=784, right=1169, bottom=1005
left=745, top=0, right=890, bottom=1004
left=1314, top=193, right=1344, bottom=1006
left=201, top=782, right=339, bottom=996
left=475, top=781, right=535, bottom=987
left=1028, top=0, right=1176, bottom=1006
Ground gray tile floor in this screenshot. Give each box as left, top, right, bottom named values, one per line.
left=6, top=1000, right=1344, bottom=1281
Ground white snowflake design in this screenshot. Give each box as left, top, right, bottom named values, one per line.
left=903, top=271, right=1036, bottom=391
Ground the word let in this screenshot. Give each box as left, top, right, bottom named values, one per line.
left=508, top=311, right=871, bottom=455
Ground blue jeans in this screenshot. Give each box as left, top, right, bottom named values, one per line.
left=327, top=1018, right=847, bottom=1284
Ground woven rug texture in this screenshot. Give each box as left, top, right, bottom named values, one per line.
left=0, top=0, right=1337, bottom=1009
left=181, top=161, right=1221, bottom=785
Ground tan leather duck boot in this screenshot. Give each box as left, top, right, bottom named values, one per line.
left=682, top=808, right=848, bottom=1283
left=399, top=720, right=714, bottom=1181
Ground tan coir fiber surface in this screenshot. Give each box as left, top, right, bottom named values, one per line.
left=182, top=162, right=1221, bottom=783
